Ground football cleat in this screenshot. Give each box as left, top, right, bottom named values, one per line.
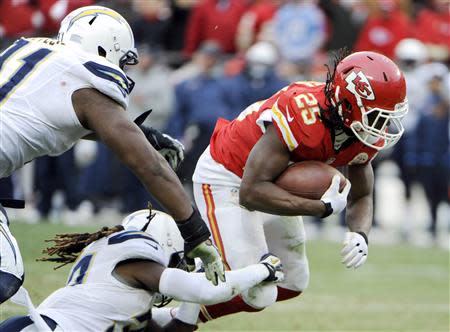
left=259, top=253, right=284, bottom=282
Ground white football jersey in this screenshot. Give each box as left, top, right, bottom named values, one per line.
left=37, top=229, right=167, bottom=332
left=0, top=37, right=130, bottom=178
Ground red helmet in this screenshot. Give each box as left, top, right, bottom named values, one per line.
left=331, top=51, right=408, bottom=150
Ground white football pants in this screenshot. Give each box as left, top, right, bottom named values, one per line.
left=193, top=147, right=310, bottom=308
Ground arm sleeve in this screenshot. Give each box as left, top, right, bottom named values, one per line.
left=158, top=264, right=269, bottom=305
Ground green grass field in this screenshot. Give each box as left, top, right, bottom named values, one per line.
left=1, top=222, right=448, bottom=331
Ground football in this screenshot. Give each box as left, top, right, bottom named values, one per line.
left=275, top=161, right=347, bottom=200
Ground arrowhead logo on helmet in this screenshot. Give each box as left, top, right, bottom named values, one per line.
left=345, top=71, right=375, bottom=101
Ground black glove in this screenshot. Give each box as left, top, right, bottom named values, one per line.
left=139, top=125, right=185, bottom=171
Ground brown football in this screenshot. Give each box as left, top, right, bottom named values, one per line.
left=275, top=161, right=347, bottom=200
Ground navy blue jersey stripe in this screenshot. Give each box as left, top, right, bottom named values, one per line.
left=0, top=39, right=29, bottom=71
left=83, top=61, right=129, bottom=97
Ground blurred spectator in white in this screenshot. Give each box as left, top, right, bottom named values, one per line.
left=353, top=0, right=412, bottom=58
left=183, top=0, right=247, bottom=57
left=131, top=0, right=172, bottom=50
left=235, top=0, right=280, bottom=52
left=219, top=41, right=288, bottom=119
left=127, top=45, right=174, bottom=130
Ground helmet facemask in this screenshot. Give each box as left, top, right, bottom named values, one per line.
left=350, top=100, right=408, bottom=150
left=121, top=206, right=187, bottom=308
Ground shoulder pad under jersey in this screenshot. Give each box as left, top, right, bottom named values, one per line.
left=106, top=230, right=167, bottom=266
left=270, top=85, right=325, bottom=151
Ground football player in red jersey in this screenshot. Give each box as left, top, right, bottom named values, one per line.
left=189, top=50, right=408, bottom=322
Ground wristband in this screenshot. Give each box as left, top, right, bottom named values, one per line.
left=175, top=208, right=211, bottom=253
left=356, top=231, right=369, bottom=245
left=320, top=201, right=333, bottom=218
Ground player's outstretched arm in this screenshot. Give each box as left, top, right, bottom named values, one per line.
left=114, top=254, right=283, bottom=305
left=240, top=125, right=328, bottom=217
left=73, top=88, right=192, bottom=220
left=72, top=88, right=224, bottom=283
left=341, top=163, right=374, bottom=269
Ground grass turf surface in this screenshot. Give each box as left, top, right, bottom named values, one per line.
left=0, top=222, right=448, bottom=331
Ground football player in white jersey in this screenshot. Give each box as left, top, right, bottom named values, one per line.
left=0, top=209, right=283, bottom=332
left=0, top=6, right=224, bottom=304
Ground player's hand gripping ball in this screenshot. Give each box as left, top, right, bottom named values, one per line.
left=275, top=161, right=351, bottom=217
left=275, top=161, right=347, bottom=199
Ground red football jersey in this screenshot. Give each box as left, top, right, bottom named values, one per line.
left=209, top=81, right=378, bottom=178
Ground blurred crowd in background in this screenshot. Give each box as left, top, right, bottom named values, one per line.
left=0, top=0, right=449, bottom=245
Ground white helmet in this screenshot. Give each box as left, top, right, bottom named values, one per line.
left=245, top=42, right=278, bottom=66
left=121, top=209, right=186, bottom=307
left=121, top=209, right=184, bottom=266
left=57, top=6, right=138, bottom=69
left=394, top=38, right=428, bottom=64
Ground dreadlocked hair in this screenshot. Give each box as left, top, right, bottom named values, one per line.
left=320, top=47, right=351, bottom=130
left=38, top=225, right=125, bottom=269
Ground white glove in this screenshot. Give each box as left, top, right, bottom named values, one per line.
left=341, top=232, right=368, bottom=269
left=320, top=175, right=351, bottom=217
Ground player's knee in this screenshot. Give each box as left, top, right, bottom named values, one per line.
left=242, top=284, right=277, bottom=309
left=285, top=258, right=310, bottom=292
left=0, top=271, right=23, bottom=304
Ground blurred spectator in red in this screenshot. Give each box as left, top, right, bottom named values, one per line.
left=131, top=0, right=172, bottom=50
left=183, top=0, right=248, bottom=57
left=414, top=0, right=450, bottom=62
left=38, top=0, right=94, bottom=35
left=353, top=0, right=412, bottom=58
left=0, top=0, right=43, bottom=43
left=235, top=0, right=280, bottom=52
